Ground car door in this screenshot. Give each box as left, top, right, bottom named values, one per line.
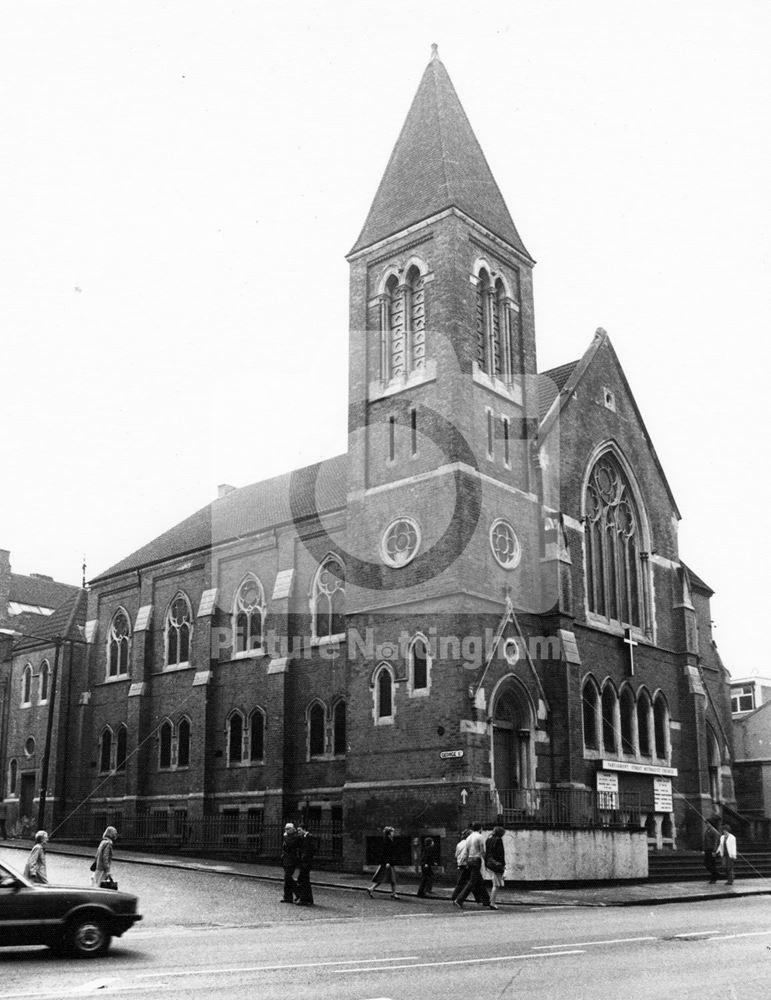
left=0, top=864, right=52, bottom=947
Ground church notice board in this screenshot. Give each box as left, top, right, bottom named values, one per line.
left=653, top=777, right=673, bottom=813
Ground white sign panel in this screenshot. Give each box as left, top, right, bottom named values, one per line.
left=602, top=760, right=678, bottom=777
left=653, top=777, right=673, bottom=813
left=439, top=750, right=464, bottom=759
left=596, top=771, right=618, bottom=809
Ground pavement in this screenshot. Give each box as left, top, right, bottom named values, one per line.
left=4, top=839, right=771, bottom=908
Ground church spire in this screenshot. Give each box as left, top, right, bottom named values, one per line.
left=350, top=49, right=531, bottom=258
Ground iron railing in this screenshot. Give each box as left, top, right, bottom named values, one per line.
left=490, top=788, right=642, bottom=829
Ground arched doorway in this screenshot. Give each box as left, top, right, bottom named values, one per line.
left=491, top=678, right=535, bottom=808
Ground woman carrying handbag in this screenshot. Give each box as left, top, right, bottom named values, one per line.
left=92, top=826, right=119, bottom=889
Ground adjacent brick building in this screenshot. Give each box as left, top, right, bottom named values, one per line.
left=1, top=51, right=736, bottom=868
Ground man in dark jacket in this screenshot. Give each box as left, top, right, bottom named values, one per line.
left=295, top=823, right=315, bottom=905
left=280, top=823, right=300, bottom=903
left=703, top=818, right=721, bottom=883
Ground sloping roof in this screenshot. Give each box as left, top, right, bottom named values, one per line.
left=8, top=572, right=78, bottom=610
left=349, top=52, right=530, bottom=257
left=682, top=562, right=714, bottom=596
left=537, top=360, right=579, bottom=419
left=13, top=588, right=87, bottom=651
left=92, top=453, right=348, bottom=583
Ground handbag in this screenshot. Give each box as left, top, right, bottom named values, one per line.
left=486, top=858, right=504, bottom=874
left=99, top=876, right=118, bottom=890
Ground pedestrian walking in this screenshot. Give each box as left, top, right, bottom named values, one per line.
left=703, top=817, right=721, bottom=883
left=484, top=825, right=506, bottom=909
left=92, top=826, right=118, bottom=888
left=366, top=826, right=399, bottom=898
left=416, top=837, right=435, bottom=897
left=24, top=830, right=49, bottom=884
left=295, top=823, right=315, bottom=906
left=280, top=822, right=300, bottom=903
left=718, top=823, right=737, bottom=885
left=451, top=828, right=473, bottom=902
left=454, top=822, right=490, bottom=908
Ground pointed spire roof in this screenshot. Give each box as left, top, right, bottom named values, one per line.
left=350, top=48, right=531, bottom=258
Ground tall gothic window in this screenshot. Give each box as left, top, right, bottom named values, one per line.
left=582, top=677, right=600, bottom=750
left=228, top=711, right=244, bottom=765
left=116, top=725, right=128, bottom=772
left=333, top=700, right=346, bottom=756
left=39, top=660, right=50, bottom=703
left=177, top=718, right=191, bottom=768
left=308, top=702, right=326, bottom=758
left=601, top=683, right=618, bottom=754
left=405, top=264, right=426, bottom=372
left=108, top=609, right=131, bottom=677
left=654, top=693, right=670, bottom=759
left=99, top=728, right=113, bottom=773
left=166, top=593, right=192, bottom=667
left=585, top=452, right=646, bottom=629
left=233, top=575, right=265, bottom=654
left=312, top=556, right=345, bottom=640
left=21, top=664, right=32, bottom=705
left=249, top=709, right=265, bottom=762
left=375, top=664, right=394, bottom=722
left=476, top=268, right=491, bottom=372
left=159, top=720, right=173, bottom=769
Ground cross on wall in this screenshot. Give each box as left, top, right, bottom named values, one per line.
left=623, top=627, right=638, bottom=676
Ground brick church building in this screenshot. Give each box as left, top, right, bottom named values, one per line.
left=2, top=50, right=735, bottom=873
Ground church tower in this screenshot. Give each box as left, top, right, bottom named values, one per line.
left=341, top=48, right=550, bottom=841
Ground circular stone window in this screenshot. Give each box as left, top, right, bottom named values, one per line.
left=381, top=517, right=421, bottom=568
left=24, top=736, right=36, bottom=757
left=490, top=518, right=521, bottom=569
left=503, top=638, right=521, bottom=666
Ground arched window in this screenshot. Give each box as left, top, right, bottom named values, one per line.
left=228, top=711, right=244, bottom=765
left=492, top=278, right=506, bottom=376
left=159, top=720, right=173, bottom=770
left=476, top=268, right=492, bottom=373
left=21, top=664, right=32, bottom=705
left=637, top=690, right=652, bottom=757
left=490, top=678, right=536, bottom=792
left=333, top=700, right=346, bottom=756
left=601, top=683, right=618, bottom=754
left=308, top=702, right=326, bottom=758
left=233, top=575, right=265, bottom=654
left=311, top=556, right=345, bottom=640
left=654, top=693, right=670, bottom=759
left=116, top=725, right=128, bottom=772
left=582, top=677, right=601, bottom=750
left=39, top=660, right=50, bottom=703
left=99, top=728, right=113, bottom=774
left=176, top=718, right=190, bottom=768
left=249, top=709, right=265, bottom=762
left=585, top=452, right=647, bottom=629
left=409, top=635, right=430, bottom=694
left=374, top=664, right=394, bottom=723
left=8, top=759, right=18, bottom=797
left=620, top=687, right=636, bottom=755
left=166, top=593, right=192, bottom=667
left=405, top=264, right=426, bottom=372
left=108, top=609, right=131, bottom=677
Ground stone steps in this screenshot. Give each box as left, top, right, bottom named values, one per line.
left=648, top=850, right=771, bottom=882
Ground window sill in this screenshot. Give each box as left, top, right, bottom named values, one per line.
left=311, top=634, right=346, bottom=647
left=368, top=360, right=437, bottom=402
left=583, top=615, right=649, bottom=641
left=102, top=674, right=130, bottom=685
left=231, top=648, right=266, bottom=660
left=161, top=662, right=193, bottom=673
left=408, top=687, right=430, bottom=698
left=472, top=365, right=523, bottom=405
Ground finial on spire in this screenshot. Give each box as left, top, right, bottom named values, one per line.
left=430, top=43, right=439, bottom=61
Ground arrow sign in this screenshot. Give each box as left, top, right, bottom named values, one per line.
left=460, top=788, right=468, bottom=805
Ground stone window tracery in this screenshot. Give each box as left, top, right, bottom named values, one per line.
left=233, top=575, right=265, bottom=654
left=311, top=556, right=345, bottom=640
left=108, top=609, right=131, bottom=678
left=166, top=594, right=192, bottom=667
left=381, top=517, right=421, bottom=568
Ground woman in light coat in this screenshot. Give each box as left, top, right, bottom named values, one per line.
left=92, top=826, right=118, bottom=887
left=24, top=830, right=49, bottom=883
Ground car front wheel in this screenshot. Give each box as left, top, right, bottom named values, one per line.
left=66, top=916, right=111, bottom=958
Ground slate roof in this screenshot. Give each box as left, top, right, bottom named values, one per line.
left=12, top=588, right=88, bottom=651
left=8, top=572, right=78, bottom=611
left=537, top=361, right=579, bottom=419
left=682, top=562, right=714, bottom=596
left=92, top=453, right=348, bottom=583
left=350, top=53, right=531, bottom=257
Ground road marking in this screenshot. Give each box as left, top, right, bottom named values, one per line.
left=532, top=935, right=656, bottom=949
left=335, top=950, right=585, bottom=974
left=707, top=930, right=771, bottom=941
left=132, top=956, right=420, bottom=979
left=672, top=930, right=721, bottom=938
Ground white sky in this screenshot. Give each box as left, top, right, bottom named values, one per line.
left=2, top=1, right=768, bottom=679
